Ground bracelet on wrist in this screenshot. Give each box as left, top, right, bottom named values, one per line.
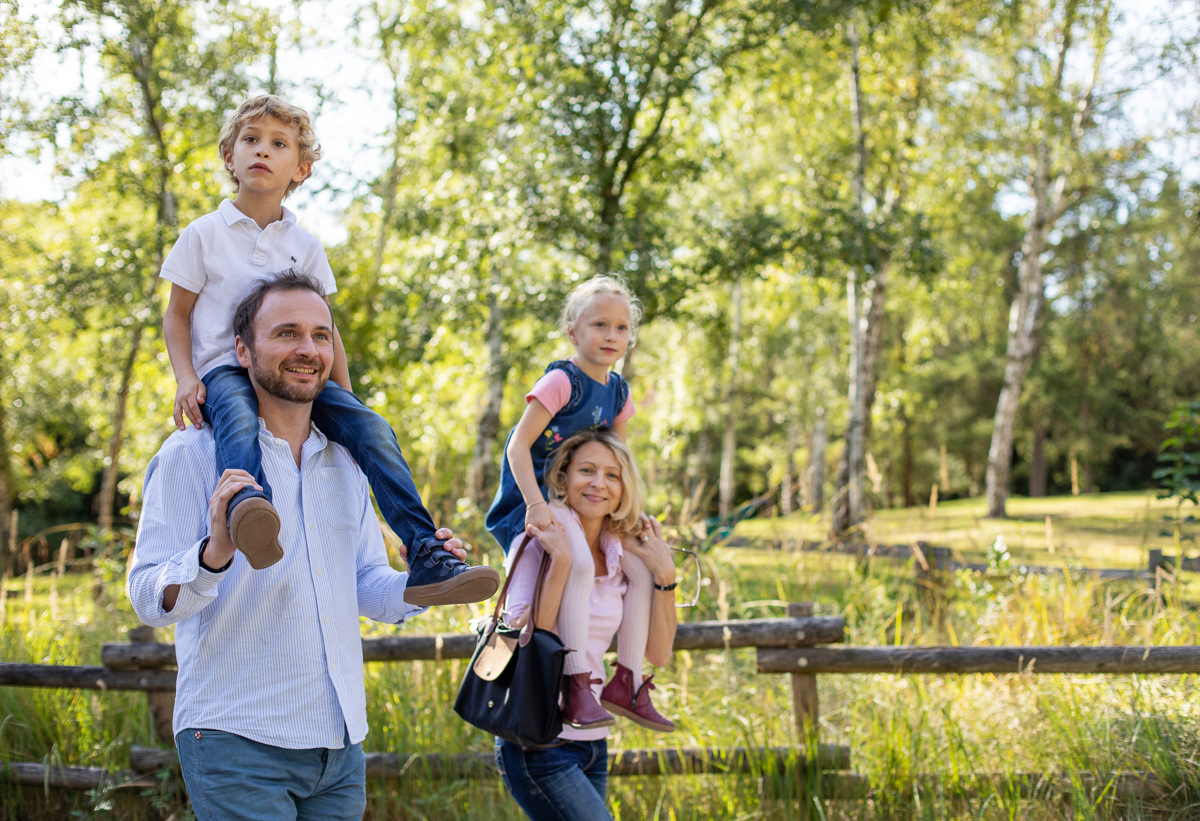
left=653, top=580, right=677, bottom=592
left=526, top=500, right=547, bottom=509
left=198, top=536, right=233, bottom=573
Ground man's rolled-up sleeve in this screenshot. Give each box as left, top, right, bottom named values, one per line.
left=351, top=468, right=428, bottom=625
left=127, top=435, right=224, bottom=628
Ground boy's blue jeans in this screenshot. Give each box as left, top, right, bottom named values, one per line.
left=495, top=738, right=612, bottom=821
left=201, top=365, right=437, bottom=549
left=177, top=727, right=365, bottom=821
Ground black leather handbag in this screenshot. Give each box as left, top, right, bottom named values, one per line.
left=454, top=535, right=569, bottom=747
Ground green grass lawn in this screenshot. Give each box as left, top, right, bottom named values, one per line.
left=4, top=492, right=1200, bottom=819
left=738, top=491, right=1189, bottom=571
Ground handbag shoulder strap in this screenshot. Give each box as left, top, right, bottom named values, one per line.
left=486, top=533, right=556, bottom=647
left=488, top=534, right=533, bottom=630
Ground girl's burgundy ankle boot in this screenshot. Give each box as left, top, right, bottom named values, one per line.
left=600, top=662, right=675, bottom=732
left=562, top=673, right=615, bottom=730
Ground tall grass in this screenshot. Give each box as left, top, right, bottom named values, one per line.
left=5, top=501, right=1200, bottom=818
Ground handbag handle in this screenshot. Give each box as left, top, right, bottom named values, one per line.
left=485, top=533, right=555, bottom=648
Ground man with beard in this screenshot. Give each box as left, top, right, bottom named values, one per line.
left=128, top=272, right=469, bottom=820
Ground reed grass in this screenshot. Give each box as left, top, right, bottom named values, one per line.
left=3, top=493, right=1200, bottom=818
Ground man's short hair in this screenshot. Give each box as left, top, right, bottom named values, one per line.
left=233, top=270, right=329, bottom=352
left=218, top=95, right=322, bottom=198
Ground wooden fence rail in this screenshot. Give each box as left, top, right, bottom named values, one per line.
left=758, top=646, right=1200, bottom=675
left=2, top=605, right=854, bottom=802
left=97, top=615, right=845, bottom=670
left=126, top=744, right=851, bottom=781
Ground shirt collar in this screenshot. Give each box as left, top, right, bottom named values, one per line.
left=256, top=417, right=328, bottom=451
left=219, top=198, right=298, bottom=228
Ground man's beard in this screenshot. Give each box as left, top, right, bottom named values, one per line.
left=250, top=355, right=328, bottom=403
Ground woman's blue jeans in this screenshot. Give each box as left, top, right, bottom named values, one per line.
left=495, top=738, right=612, bottom=821
left=176, top=727, right=365, bottom=821
left=200, top=365, right=436, bottom=549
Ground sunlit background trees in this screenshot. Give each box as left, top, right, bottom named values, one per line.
left=2, top=0, right=1198, bottom=554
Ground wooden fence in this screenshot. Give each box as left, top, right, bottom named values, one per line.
left=6, top=596, right=1199, bottom=807
left=1, top=606, right=852, bottom=794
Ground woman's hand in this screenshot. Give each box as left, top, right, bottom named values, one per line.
left=622, top=515, right=675, bottom=587
left=527, top=520, right=572, bottom=567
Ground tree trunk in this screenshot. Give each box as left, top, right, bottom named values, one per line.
left=467, top=270, right=508, bottom=508
left=718, top=280, right=742, bottom=520
left=808, top=410, right=827, bottom=515
left=621, top=344, right=636, bottom=384
left=836, top=22, right=890, bottom=531
left=781, top=417, right=799, bottom=516
left=98, top=323, right=144, bottom=534
left=0, top=370, right=11, bottom=563
left=901, top=407, right=913, bottom=508
left=1029, top=424, right=1047, bottom=497
left=983, top=149, right=1054, bottom=517
left=843, top=270, right=865, bottom=532
left=1079, top=399, right=1094, bottom=493
left=983, top=2, right=1087, bottom=518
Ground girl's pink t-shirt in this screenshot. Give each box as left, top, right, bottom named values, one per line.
left=526, top=358, right=636, bottom=423
left=502, top=505, right=627, bottom=742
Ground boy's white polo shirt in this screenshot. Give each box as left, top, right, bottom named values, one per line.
left=161, top=199, right=338, bottom=378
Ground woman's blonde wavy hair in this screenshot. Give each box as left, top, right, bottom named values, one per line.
left=545, top=429, right=646, bottom=538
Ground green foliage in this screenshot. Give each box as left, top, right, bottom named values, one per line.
left=1155, top=402, right=1200, bottom=508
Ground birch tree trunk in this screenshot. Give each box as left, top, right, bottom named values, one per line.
left=984, top=0, right=1098, bottom=517
left=781, top=417, right=799, bottom=515
left=807, top=409, right=827, bottom=513
left=834, top=21, right=892, bottom=532
left=468, top=269, right=508, bottom=508
left=843, top=271, right=865, bottom=530
left=718, top=280, right=742, bottom=520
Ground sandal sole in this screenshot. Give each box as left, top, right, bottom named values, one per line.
left=229, top=500, right=284, bottom=570
left=601, top=699, right=675, bottom=732
left=403, top=566, right=501, bottom=607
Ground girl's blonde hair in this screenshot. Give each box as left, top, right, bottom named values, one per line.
left=560, top=275, right=644, bottom=348
left=218, top=95, right=322, bottom=198
left=545, top=429, right=646, bottom=538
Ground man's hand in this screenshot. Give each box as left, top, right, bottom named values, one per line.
left=162, top=469, right=259, bottom=612
left=174, top=376, right=207, bottom=431
left=203, top=469, right=261, bottom=569
left=396, top=527, right=467, bottom=568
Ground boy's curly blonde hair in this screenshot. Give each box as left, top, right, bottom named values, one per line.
left=545, top=429, right=646, bottom=538
left=218, top=95, right=321, bottom=198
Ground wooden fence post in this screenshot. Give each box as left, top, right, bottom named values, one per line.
left=788, top=602, right=819, bottom=743
left=130, top=626, right=175, bottom=745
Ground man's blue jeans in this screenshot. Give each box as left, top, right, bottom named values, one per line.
left=176, top=728, right=365, bottom=821
left=495, top=738, right=612, bottom=821
left=201, top=365, right=436, bottom=549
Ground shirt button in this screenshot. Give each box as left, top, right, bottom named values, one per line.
left=324, top=615, right=330, bottom=624
left=331, top=662, right=337, bottom=671
left=316, top=569, right=323, bottom=577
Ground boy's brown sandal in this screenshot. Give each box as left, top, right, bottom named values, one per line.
left=228, top=497, right=284, bottom=569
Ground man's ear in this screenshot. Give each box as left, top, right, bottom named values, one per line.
left=235, top=335, right=252, bottom=368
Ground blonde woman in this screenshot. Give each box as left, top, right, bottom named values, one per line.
left=497, top=429, right=677, bottom=821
